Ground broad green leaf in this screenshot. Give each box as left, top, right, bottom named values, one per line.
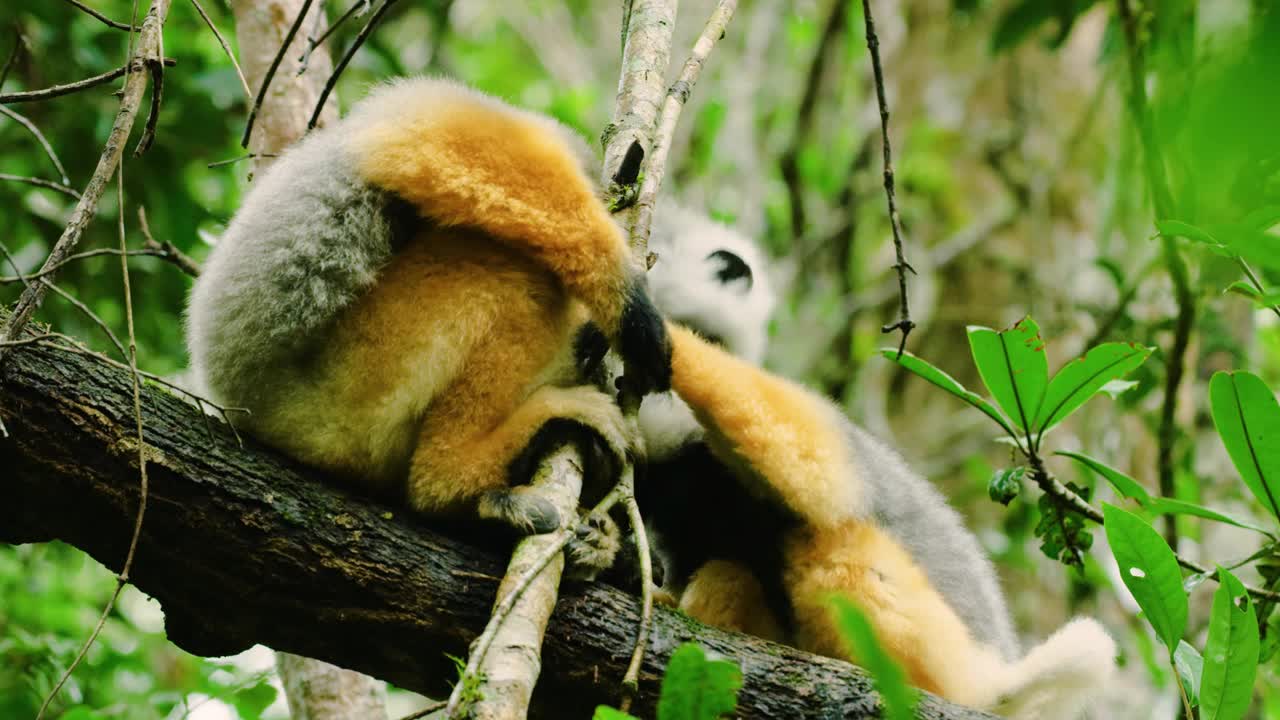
left=1216, top=224, right=1280, bottom=273
left=656, top=643, right=742, bottom=720
left=1200, top=568, right=1259, bottom=720
left=1156, top=219, right=1222, bottom=246
left=1057, top=451, right=1152, bottom=505
left=879, top=348, right=1018, bottom=439
left=1224, top=281, right=1262, bottom=300
left=1104, top=504, right=1187, bottom=653
left=594, top=707, right=640, bottom=720
left=967, top=318, right=1048, bottom=436
left=1209, top=371, right=1280, bottom=522
left=232, top=682, right=278, bottom=720
left=1035, top=343, right=1153, bottom=436
left=1146, top=498, right=1275, bottom=536
left=829, top=596, right=918, bottom=720
left=1173, top=640, right=1203, bottom=708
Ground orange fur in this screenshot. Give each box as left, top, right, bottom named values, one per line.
left=667, top=323, right=863, bottom=526
left=348, top=80, right=635, bottom=338
left=783, top=521, right=1006, bottom=706
left=679, top=559, right=786, bottom=643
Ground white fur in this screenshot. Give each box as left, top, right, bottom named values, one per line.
left=991, top=618, right=1117, bottom=720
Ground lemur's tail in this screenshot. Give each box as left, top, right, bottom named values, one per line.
left=992, top=618, right=1116, bottom=720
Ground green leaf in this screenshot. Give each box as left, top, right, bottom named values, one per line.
left=1200, top=568, right=1259, bottom=720
left=829, top=596, right=918, bottom=720
left=989, top=467, right=1026, bottom=506
left=1035, top=342, right=1153, bottom=437
left=1156, top=219, right=1222, bottom=246
left=967, top=317, right=1048, bottom=436
left=594, top=707, right=640, bottom=720
left=1103, top=504, right=1188, bottom=653
left=1056, top=451, right=1152, bottom=505
left=1209, top=371, right=1280, bottom=522
left=231, top=682, right=278, bottom=720
left=879, top=348, right=1019, bottom=439
left=1173, top=640, right=1203, bottom=708
left=1224, top=280, right=1262, bottom=300
left=1146, top=498, right=1276, bottom=536
left=656, top=643, right=742, bottom=720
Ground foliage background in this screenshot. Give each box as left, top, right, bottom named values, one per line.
left=1, top=0, right=1278, bottom=718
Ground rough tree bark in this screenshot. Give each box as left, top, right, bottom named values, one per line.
left=0, top=339, right=997, bottom=720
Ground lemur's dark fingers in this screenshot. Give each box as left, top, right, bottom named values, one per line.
left=617, top=280, right=673, bottom=395
left=507, top=417, right=627, bottom=508
left=477, top=486, right=562, bottom=535
left=564, top=509, right=621, bottom=581
left=572, top=322, right=610, bottom=386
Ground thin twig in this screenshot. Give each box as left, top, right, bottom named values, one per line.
left=188, top=0, right=251, bottom=100
left=0, top=58, right=174, bottom=104
left=0, top=248, right=180, bottom=284
left=133, top=56, right=165, bottom=156
left=444, top=471, right=632, bottom=717
left=61, top=0, right=137, bottom=31
left=241, top=0, right=314, bottom=148
left=394, top=701, right=446, bottom=720
left=779, top=0, right=847, bottom=241
left=1235, top=256, right=1280, bottom=320
left=1025, top=453, right=1280, bottom=602
left=631, top=0, right=739, bottom=254
left=306, top=0, right=400, bottom=130
left=861, top=0, right=915, bottom=359
left=206, top=152, right=276, bottom=168
left=137, top=206, right=201, bottom=276
left=0, top=0, right=171, bottom=366
left=298, top=0, right=368, bottom=75
left=618, top=488, right=654, bottom=714
left=1116, top=0, right=1193, bottom=550
left=0, top=174, right=81, bottom=199
left=41, top=280, right=129, bottom=361
left=0, top=28, right=25, bottom=90
left=0, top=105, right=70, bottom=183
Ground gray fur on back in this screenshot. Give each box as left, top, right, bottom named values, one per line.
left=185, top=124, right=396, bottom=404
left=849, top=424, right=1020, bottom=659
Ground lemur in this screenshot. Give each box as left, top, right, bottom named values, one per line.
left=185, top=78, right=671, bottom=575
left=608, top=203, right=1116, bottom=720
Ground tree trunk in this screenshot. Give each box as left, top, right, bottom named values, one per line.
left=0, top=339, right=997, bottom=720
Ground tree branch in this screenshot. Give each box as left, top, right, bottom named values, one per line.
left=0, top=337, right=997, bottom=720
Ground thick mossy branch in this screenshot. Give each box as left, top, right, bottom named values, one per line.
left=0, top=341, right=995, bottom=720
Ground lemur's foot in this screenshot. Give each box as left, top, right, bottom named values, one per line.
left=564, top=509, right=621, bottom=581
left=477, top=486, right=561, bottom=535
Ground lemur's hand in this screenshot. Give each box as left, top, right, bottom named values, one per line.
left=617, top=279, right=672, bottom=396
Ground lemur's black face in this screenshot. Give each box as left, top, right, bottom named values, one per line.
left=670, top=249, right=754, bottom=350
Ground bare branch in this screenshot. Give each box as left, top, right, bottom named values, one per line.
left=0, top=27, right=25, bottom=90
left=298, top=0, right=370, bottom=75
left=60, top=0, right=137, bottom=32
left=0, top=1, right=171, bottom=366
left=188, top=0, right=252, bottom=100
left=0, top=59, right=175, bottom=104
left=241, top=0, right=315, bottom=148
left=137, top=206, right=201, bottom=277
left=306, top=0, right=401, bottom=131
left=631, top=1, right=739, bottom=254
left=0, top=105, right=69, bottom=183
left=860, top=0, right=915, bottom=358
left=0, top=173, right=82, bottom=199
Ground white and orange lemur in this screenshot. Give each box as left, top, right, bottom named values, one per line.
left=185, top=77, right=672, bottom=575
left=588, top=203, right=1116, bottom=720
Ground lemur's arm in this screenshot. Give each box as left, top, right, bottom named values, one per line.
left=666, top=323, right=865, bottom=527
left=348, top=85, right=622, bottom=330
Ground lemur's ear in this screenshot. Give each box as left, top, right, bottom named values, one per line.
left=707, top=250, right=753, bottom=290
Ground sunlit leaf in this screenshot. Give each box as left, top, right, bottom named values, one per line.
left=1173, top=640, right=1203, bottom=708
left=1156, top=219, right=1222, bottom=246
left=829, top=596, right=918, bottom=720
left=1034, top=342, right=1152, bottom=438
left=1209, top=371, right=1280, bottom=522
left=594, top=706, right=640, bottom=720
left=1224, top=281, right=1262, bottom=300
left=1057, top=451, right=1152, bottom=505
left=1104, top=504, right=1187, bottom=653
left=1200, top=568, right=1259, bottom=720
left=879, top=348, right=1018, bottom=439
left=968, top=318, right=1047, bottom=436
left=656, top=643, right=742, bottom=720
